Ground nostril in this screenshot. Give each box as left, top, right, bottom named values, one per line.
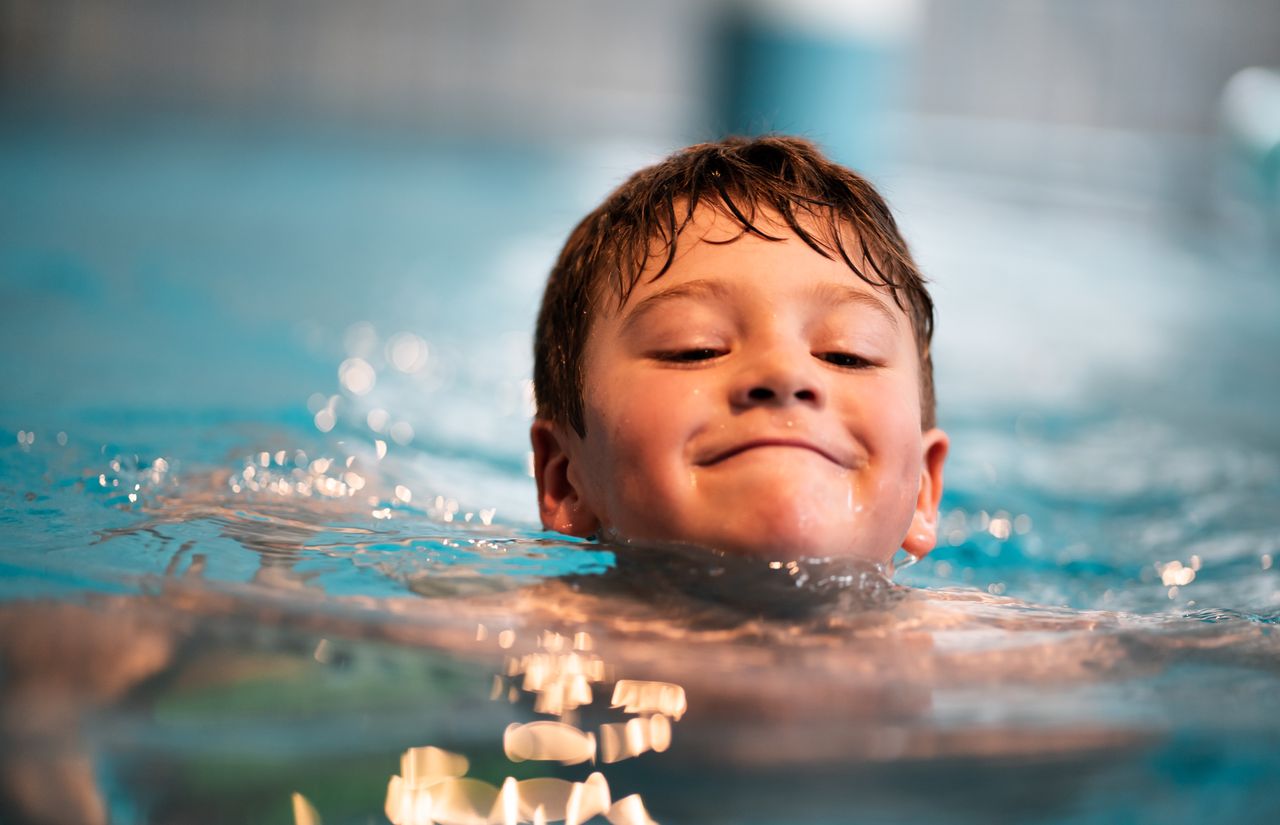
left=795, top=389, right=816, bottom=402
left=747, top=386, right=775, bottom=401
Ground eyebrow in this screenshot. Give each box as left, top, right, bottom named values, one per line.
left=809, top=282, right=900, bottom=331
left=618, top=278, right=900, bottom=333
left=618, top=279, right=733, bottom=333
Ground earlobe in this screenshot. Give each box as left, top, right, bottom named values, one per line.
left=530, top=419, right=600, bottom=538
left=901, top=428, right=950, bottom=559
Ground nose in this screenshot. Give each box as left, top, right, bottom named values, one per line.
left=729, top=348, right=824, bottom=409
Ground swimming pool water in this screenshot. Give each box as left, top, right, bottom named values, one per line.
left=2, top=122, right=1279, bottom=825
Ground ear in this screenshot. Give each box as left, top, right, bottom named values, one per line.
left=901, top=428, right=950, bottom=559
left=530, top=419, right=601, bottom=538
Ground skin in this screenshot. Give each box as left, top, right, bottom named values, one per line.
left=532, top=206, right=949, bottom=564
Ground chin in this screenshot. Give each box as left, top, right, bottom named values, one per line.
left=701, top=489, right=881, bottom=560
left=704, top=519, right=889, bottom=562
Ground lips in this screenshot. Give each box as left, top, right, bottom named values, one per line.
left=698, top=438, right=846, bottom=468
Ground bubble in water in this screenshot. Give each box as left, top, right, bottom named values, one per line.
left=95, top=453, right=174, bottom=508
left=390, top=421, right=414, bottom=446
left=1159, top=560, right=1195, bottom=587
left=387, top=332, right=429, bottom=373
left=314, top=409, right=336, bottom=433
left=367, top=408, right=390, bottom=432
left=339, top=358, right=376, bottom=396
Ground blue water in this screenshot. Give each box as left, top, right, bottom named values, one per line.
left=2, top=121, right=1280, bottom=825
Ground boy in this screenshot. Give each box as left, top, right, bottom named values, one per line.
left=530, top=136, right=947, bottom=565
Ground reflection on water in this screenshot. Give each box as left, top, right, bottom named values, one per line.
left=500, top=632, right=608, bottom=717
left=365, top=625, right=670, bottom=824
left=504, top=722, right=596, bottom=765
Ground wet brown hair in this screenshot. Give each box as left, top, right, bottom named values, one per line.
left=534, top=135, right=936, bottom=435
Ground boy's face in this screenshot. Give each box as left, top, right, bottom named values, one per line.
left=532, top=207, right=948, bottom=563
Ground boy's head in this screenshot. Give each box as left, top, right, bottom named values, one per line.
left=531, top=136, right=948, bottom=564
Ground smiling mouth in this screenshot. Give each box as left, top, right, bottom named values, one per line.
left=699, top=439, right=844, bottom=467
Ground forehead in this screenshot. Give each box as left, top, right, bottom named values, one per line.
left=601, top=204, right=904, bottom=322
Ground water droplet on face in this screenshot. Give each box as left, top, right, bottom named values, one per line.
left=892, top=548, right=920, bottom=574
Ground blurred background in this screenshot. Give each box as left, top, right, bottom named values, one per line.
left=1, top=0, right=1279, bottom=523
left=5, top=0, right=1279, bottom=189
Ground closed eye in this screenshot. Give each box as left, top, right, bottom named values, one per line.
left=653, top=348, right=725, bottom=363
left=816, top=352, right=875, bottom=369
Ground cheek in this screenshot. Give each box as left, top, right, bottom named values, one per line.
left=599, top=371, right=699, bottom=432
left=577, top=383, right=705, bottom=537
left=848, top=375, right=921, bottom=437
left=583, top=376, right=695, bottom=482
left=848, top=378, right=925, bottom=484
